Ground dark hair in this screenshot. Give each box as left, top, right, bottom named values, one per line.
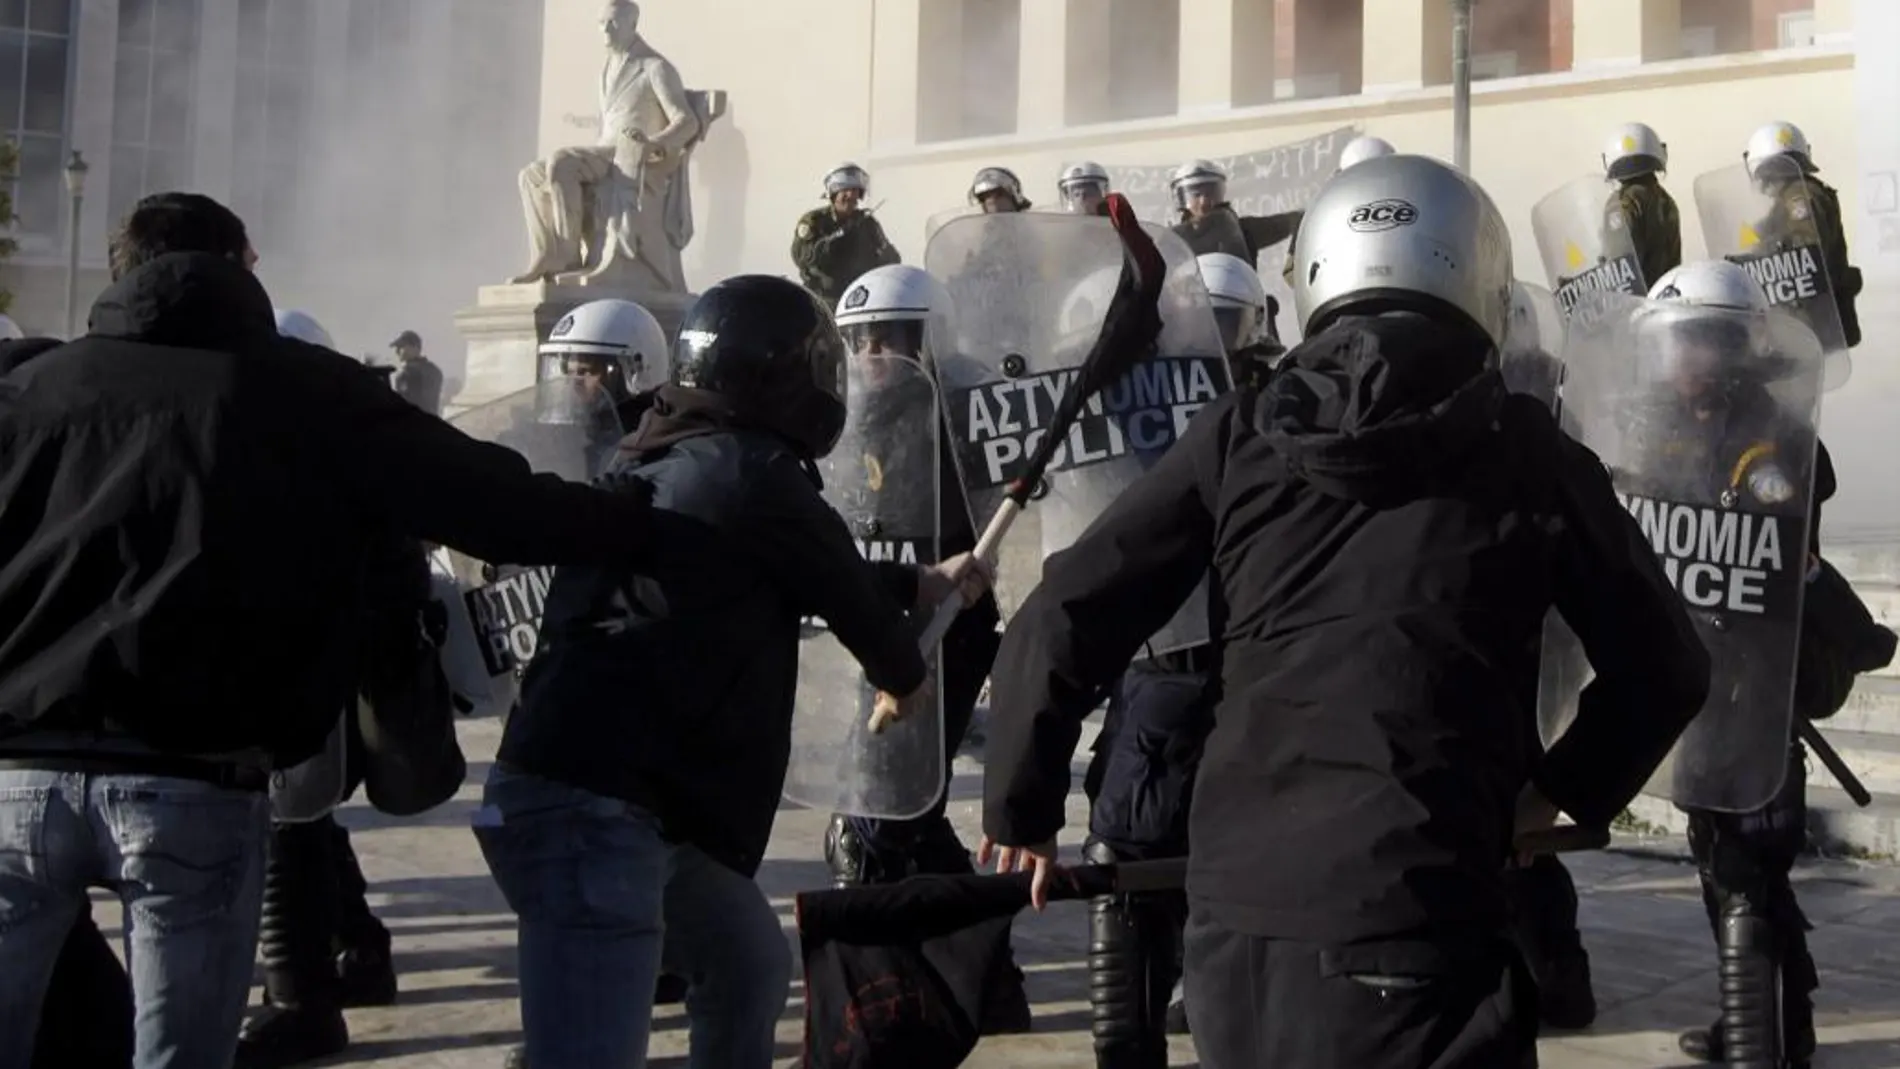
left=108, top=192, right=252, bottom=281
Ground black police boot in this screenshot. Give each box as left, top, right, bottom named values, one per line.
left=655, top=972, right=690, bottom=1005
left=332, top=823, right=397, bottom=1007
left=237, top=822, right=350, bottom=1069
left=1679, top=907, right=1788, bottom=1069
left=1085, top=842, right=1169, bottom=1069
left=824, top=814, right=869, bottom=888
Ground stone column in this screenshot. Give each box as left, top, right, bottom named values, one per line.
left=1571, top=0, right=1682, bottom=71
left=1361, top=0, right=1453, bottom=93
left=1176, top=0, right=1276, bottom=113
left=1014, top=0, right=1113, bottom=128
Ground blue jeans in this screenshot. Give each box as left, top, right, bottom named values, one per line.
left=0, top=769, right=270, bottom=1069
left=474, top=765, right=792, bottom=1069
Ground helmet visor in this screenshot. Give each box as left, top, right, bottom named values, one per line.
left=1175, top=178, right=1225, bottom=212
left=1212, top=305, right=1260, bottom=355
left=541, top=350, right=631, bottom=404
left=1061, top=179, right=1108, bottom=214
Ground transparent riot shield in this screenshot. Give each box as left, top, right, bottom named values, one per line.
left=785, top=354, right=947, bottom=819
left=1694, top=162, right=1851, bottom=391
left=926, top=212, right=1233, bottom=655
left=1531, top=175, right=1650, bottom=320
left=1537, top=291, right=1824, bottom=812
left=270, top=717, right=348, bottom=823
left=436, top=381, right=623, bottom=721
left=1500, top=281, right=1567, bottom=412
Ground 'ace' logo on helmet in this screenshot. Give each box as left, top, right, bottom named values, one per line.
left=843, top=286, right=870, bottom=310
left=1348, top=199, right=1419, bottom=232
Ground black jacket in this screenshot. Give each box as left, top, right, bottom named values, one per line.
left=392, top=356, right=445, bottom=416
left=499, top=389, right=930, bottom=876
left=1173, top=204, right=1303, bottom=269
left=983, top=313, right=1708, bottom=943
left=0, top=253, right=713, bottom=766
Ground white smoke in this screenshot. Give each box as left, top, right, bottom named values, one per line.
left=247, top=0, right=545, bottom=394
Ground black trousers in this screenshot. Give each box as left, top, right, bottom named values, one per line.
left=1683, top=741, right=1816, bottom=1060
left=1183, top=907, right=1537, bottom=1069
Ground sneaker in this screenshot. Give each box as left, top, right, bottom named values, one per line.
left=234, top=1004, right=349, bottom=1069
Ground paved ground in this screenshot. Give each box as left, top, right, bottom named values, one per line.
left=93, top=716, right=1900, bottom=1067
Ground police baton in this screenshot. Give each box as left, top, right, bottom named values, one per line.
left=1798, top=718, right=1872, bottom=808
left=869, top=193, right=1167, bottom=733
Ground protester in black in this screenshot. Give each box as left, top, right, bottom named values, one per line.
left=980, top=156, right=1709, bottom=1069
left=0, top=192, right=718, bottom=1068
left=475, top=275, right=991, bottom=1069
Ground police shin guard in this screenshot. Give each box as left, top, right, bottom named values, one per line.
left=824, top=814, right=869, bottom=888
left=1086, top=844, right=1175, bottom=1069
left=239, top=820, right=350, bottom=1069
left=1717, top=908, right=1783, bottom=1069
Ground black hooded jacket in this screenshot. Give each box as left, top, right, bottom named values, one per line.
left=0, top=253, right=713, bottom=766
left=983, top=313, right=1709, bottom=943
left=499, top=385, right=930, bottom=877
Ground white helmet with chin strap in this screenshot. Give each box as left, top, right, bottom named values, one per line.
left=0, top=314, right=22, bottom=342
left=1058, top=162, right=1111, bottom=214
left=823, top=164, right=870, bottom=199
left=1197, top=253, right=1269, bottom=353
left=540, top=298, right=671, bottom=396
left=1292, top=154, right=1514, bottom=350
left=274, top=308, right=335, bottom=349
left=1338, top=135, right=1396, bottom=172
left=1744, top=121, right=1816, bottom=181
left=832, top=264, right=955, bottom=362
left=1602, top=122, right=1667, bottom=181
left=1169, top=159, right=1228, bottom=214
left=1639, top=260, right=1777, bottom=381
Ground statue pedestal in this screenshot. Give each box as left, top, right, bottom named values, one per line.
left=450, top=281, right=694, bottom=411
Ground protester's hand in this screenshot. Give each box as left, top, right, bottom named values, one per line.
left=918, top=553, right=993, bottom=609
left=1511, top=783, right=1562, bottom=868
left=978, top=836, right=1066, bottom=911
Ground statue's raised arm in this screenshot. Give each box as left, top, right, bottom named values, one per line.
left=512, top=0, right=726, bottom=293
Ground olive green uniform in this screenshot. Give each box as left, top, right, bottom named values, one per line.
left=1759, top=177, right=1863, bottom=348
left=791, top=208, right=902, bottom=306
left=1611, top=175, right=1682, bottom=290
left=1173, top=204, right=1302, bottom=271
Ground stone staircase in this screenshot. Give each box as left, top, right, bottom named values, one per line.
left=1627, top=540, right=1900, bottom=859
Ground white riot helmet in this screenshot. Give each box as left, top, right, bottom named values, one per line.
left=1292, top=154, right=1513, bottom=350
left=1602, top=123, right=1667, bottom=181
left=1058, top=162, right=1111, bottom=215
left=970, top=166, right=1029, bottom=212
left=1744, top=121, right=1816, bottom=182
left=1338, top=136, right=1396, bottom=173
left=1638, top=260, right=1778, bottom=387
left=274, top=308, right=335, bottom=349
left=833, top=264, right=955, bottom=363
left=539, top=298, right=671, bottom=399
left=0, top=314, right=22, bottom=342
left=823, top=164, right=870, bottom=199
left=1169, top=160, right=1227, bottom=215
left=1197, top=253, right=1269, bottom=354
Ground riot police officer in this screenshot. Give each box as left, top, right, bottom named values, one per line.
left=1059, top=162, right=1111, bottom=216
left=1197, top=252, right=1281, bottom=389
left=819, top=263, right=1033, bottom=1034
left=1743, top=120, right=1863, bottom=349
left=792, top=164, right=902, bottom=305
left=1170, top=159, right=1301, bottom=270
left=971, top=166, right=1032, bottom=214
left=1633, top=261, right=1830, bottom=1069
left=1602, top=122, right=1683, bottom=288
